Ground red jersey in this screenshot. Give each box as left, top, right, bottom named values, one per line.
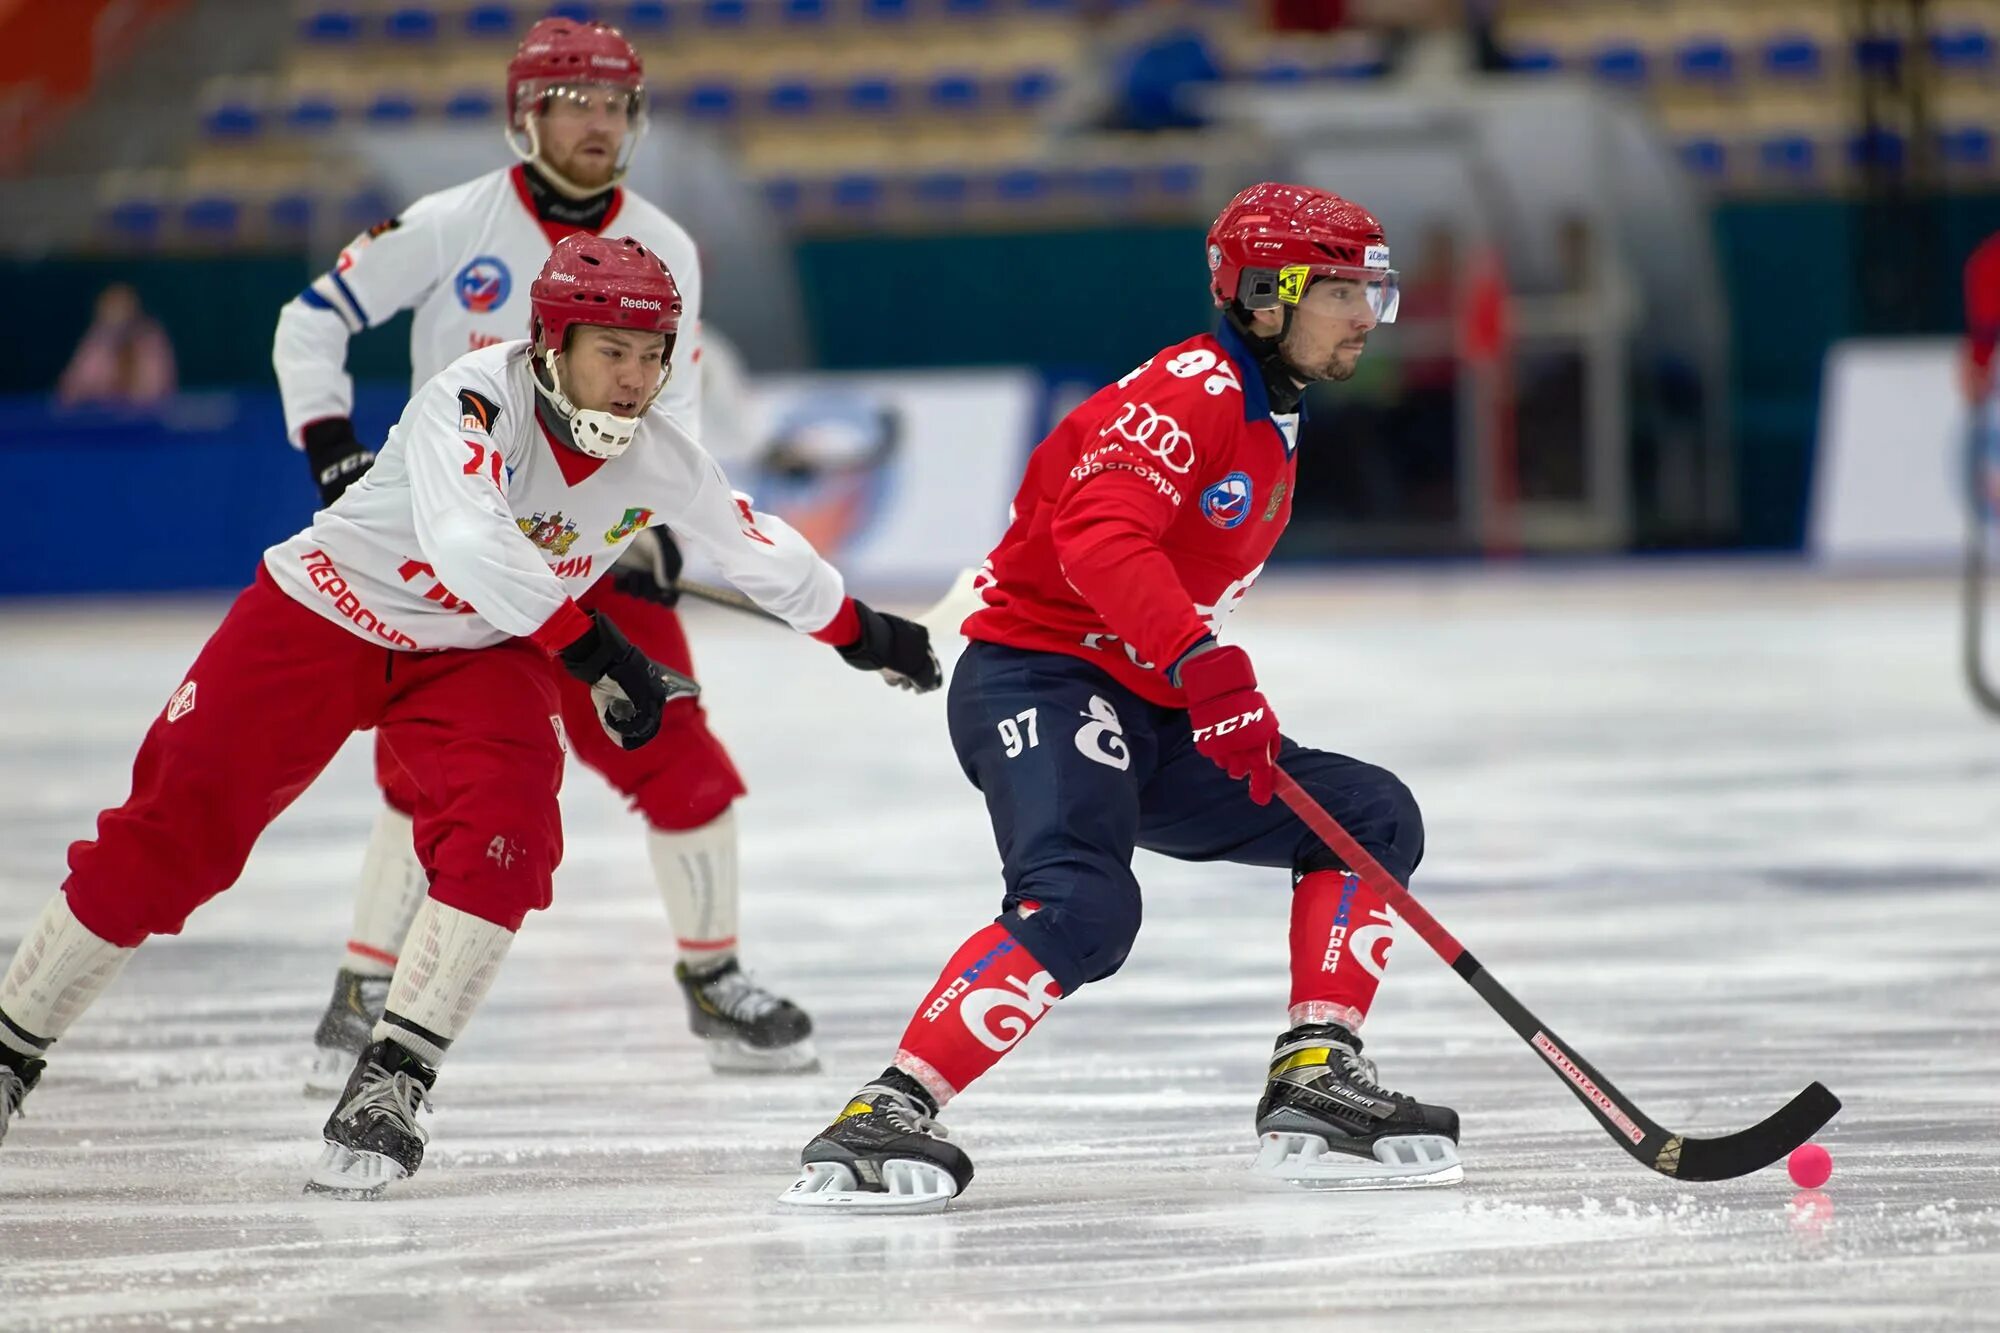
left=964, top=324, right=1300, bottom=707
left=1968, top=231, right=2000, bottom=378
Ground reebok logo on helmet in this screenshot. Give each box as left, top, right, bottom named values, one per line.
left=620, top=297, right=662, bottom=310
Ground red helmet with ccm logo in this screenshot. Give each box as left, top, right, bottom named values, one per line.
left=506, top=18, right=644, bottom=132
left=1206, top=181, right=1400, bottom=323
left=530, top=234, right=682, bottom=354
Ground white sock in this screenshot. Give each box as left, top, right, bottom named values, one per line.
left=373, top=899, right=514, bottom=1067
left=646, top=807, right=740, bottom=969
left=342, top=806, right=429, bottom=979
left=0, top=893, right=134, bottom=1058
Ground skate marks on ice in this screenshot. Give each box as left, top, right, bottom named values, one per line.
left=1, top=574, right=1999, bottom=1329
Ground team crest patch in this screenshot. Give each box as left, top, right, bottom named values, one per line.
left=365, top=216, right=402, bottom=239
left=457, top=388, right=500, bottom=433
left=166, top=679, right=197, bottom=723
left=518, top=510, right=580, bottom=556
left=604, top=507, right=654, bottom=543
left=1200, top=471, right=1254, bottom=529
left=454, top=255, right=511, bottom=314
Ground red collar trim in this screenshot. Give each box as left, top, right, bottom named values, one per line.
left=535, top=409, right=610, bottom=487
left=509, top=163, right=624, bottom=247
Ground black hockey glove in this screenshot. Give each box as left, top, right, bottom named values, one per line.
left=302, top=417, right=376, bottom=508
left=557, top=611, right=699, bottom=750
left=609, top=525, right=683, bottom=607
left=836, top=599, right=942, bottom=693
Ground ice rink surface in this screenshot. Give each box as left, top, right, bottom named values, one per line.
left=1, top=565, right=1995, bottom=1331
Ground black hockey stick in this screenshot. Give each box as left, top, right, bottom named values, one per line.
left=1962, top=416, right=2000, bottom=716
left=677, top=568, right=985, bottom=642
left=1273, top=767, right=1839, bottom=1181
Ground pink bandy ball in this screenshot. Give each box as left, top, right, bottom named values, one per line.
left=1788, top=1143, right=1833, bottom=1189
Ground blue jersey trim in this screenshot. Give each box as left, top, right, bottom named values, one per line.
left=328, top=269, right=370, bottom=329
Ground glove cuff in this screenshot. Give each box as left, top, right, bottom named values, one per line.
left=541, top=601, right=601, bottom=662
left=809, top=597, right=863, bottom=648
left=1178, top=643, right=1255, bottom=700
left=300, top=416, right=360, bottom=455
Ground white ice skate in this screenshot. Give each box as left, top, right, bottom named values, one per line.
left=1251, top=1128, right=1464, bottom=1190
left=780, top=1158, right=960, bottom=1215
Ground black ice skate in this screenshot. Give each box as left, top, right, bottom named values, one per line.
left=779, top=1077, right=973, bottom=1214
left=1252, top=1022, right=1463, bottom=1189
left=304, top=968, right=390, bottom=1097
left=675, top=956, right=819, bottom=1074
left=0, top=1055, right=43, bottom=1148
left=304, top=1039, right=435, bottom=1200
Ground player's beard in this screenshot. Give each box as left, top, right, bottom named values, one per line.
left=1283, top=335, right=1366, bottom=384
left=551, top=139, right=619, bottom=191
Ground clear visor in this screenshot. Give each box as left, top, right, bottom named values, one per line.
left=1246, top=263, right=1400, bottom=324
left=513, top=79, right=646, bottom=130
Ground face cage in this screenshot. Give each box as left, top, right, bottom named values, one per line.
left=1237, top=264, right=1400, bottom=324
left=507, top=80, right=648, bottom=181
left=534, top=334, right=673, bottom=460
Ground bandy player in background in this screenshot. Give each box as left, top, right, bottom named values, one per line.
left=1964, top=230, right=2000, bottom=409
left=780, top=183, right=1460, bottom=1213
left=0, top=236, right=940, bottom=1197
left=272, top=18, right=815, bottom=1085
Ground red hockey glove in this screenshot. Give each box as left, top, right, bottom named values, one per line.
left=1179, top=644, right=1281, bottom=805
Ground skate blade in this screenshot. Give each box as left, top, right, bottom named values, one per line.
left=776, top=1160, right=955, bottom=1214
left=704, top=1035, right=821, bottom=1076
left=303, top=1046, right=357, bottom=1097
left=1252, top=1131, right=1464, bottom=1191
left=303, top=1142, right=409, bottom=1201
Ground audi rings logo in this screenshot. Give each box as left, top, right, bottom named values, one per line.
left=1099, top=401, right=1195, bottom=474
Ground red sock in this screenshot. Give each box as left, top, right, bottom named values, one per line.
left=1288, top=869, right=1396, bottom=1030
left=892, top=918, right=1062, bottom=1106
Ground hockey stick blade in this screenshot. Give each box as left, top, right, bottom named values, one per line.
left=1272, top=768, right=1841, bottom=1181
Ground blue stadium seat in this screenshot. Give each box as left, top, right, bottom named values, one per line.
left=106, top=198, right=166, bottom=245
left=622, top=1, right=670, bottom=32
left=385, top=7, right=439, bottom=41
left=300, top=8, right=360, bottom=42
left=1077, top=162, right=1138, bottom=202
left=546, top=2, right=594, bottom=20
left=844, top=74, right=901, bottom=115
left=181, top=195, right=243, bottom=241
left=445, top=89, right=499, bottom=120
left=1761, top=33, right=1824, bottom=80
left=1676, top=136, right=1727, bottom=181
left=782, top=0, right=830, bottom=22
left=1674, top=37, right=1734, bottom=82
left=1506, top=45, right=1562, bottom=74
left=683, top=80, right=740, bottom=119
left=993, top=166, right=1048, bottom=204
left=1020, top=0, right=1078, bottom=11
left=1941, top=124, right=1995, bottom=170
left=1007, top=68, right=1059, bottom=108
left=831, top=172, right=885, bottom=211
left=342, top=189, right=394, bottom=229
left=201, top=96, right=263, bottom=141
left=1932, top=25, right=1995, bottom=72
left=912, top=171, right=969, bottom=206
left=284, top=94, right=341, bottom=133
left=1757, top=133, right=1819, bottom=179
left=1854, top=33, right=1903, bottom=74
left=765, top=76, right=818, bottom=116
left=943, top=0, right=996, bottom=16
left=701, top=0, right=749, bottom=26
left=366, top=92, right=420, bottom=125
left=1154, top=161, right=1200, bottom=196
left=1589, top=43, right=1648, bottom=84
left=1847, top=126, right=1906, bottom=172
left=926, top=71, right=983, bottom=112
left=267, top=192, right=317, bottom=234
left=762, top=176, right=804, bottom=216
left=464, top=4, right=515, bottom=37
left=863, top=0, right=913, bottom=21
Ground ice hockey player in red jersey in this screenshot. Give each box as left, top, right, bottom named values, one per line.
left=0, top=236, right=939, bottom=1198
left=272, top=17, right=826, bottom=1085
left=779, top=182, right=1460, bottom=1213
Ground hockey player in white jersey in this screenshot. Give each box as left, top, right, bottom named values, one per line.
left=273, top=17, right=816, bottom=1085
left=0, top=235, right=941, bottom=1197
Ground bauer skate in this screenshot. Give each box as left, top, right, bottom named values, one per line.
left=305, top=1039, right=434, bottom=1200
left=676, top=957, right=819, bottom=1074
left=1251, top=1022, right=1462, bottom=1190
left=304, top=968, right=390, bottom=1097
left=0, top=1056, right=41, bottom=1147
left=779, top=1076, right=973, bottom=1214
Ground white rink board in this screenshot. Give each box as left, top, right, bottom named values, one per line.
left=0, top=565, right=1996, bottom=1331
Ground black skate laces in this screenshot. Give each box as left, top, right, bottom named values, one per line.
left=695, top=967, right=784, bottom=1024
left=338, top=1063, right=433, bottom=1146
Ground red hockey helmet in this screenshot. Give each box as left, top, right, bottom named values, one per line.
left=506, top=18, right=644, bottom=132
left=529, top=235, right=683, bottom=459
left=1207, top=181, right=1399, bottom=323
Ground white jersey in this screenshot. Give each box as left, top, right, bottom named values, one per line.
left=264, top=341, right=842, bottom=653
left=273, top=164, right=703, bottom=446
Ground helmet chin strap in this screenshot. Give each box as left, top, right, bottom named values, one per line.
left=1224, top=303, right=1313, bottom=415
left=531, top=347, right=659, bottom=460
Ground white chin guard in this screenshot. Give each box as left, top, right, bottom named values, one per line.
left=536, top=347, right=657, bottom=459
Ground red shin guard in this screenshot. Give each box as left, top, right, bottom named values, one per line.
left=1288, top=869, right=1396, bottom=1030
left=892, top=919, right=1062, bottom=1106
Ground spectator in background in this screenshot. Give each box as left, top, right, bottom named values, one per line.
left=57, top=284, right=176, bottom=409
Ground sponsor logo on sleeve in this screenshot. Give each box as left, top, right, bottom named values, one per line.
left=454, top=255, right=512, bottom=313
left=165, top=680, right=197, bottom=723
left=604, top=507, right=655, bottom=543
left=1261, top=478, right=1288, bottom=521
left=1200, top=471, right=1253, bottom=529
left=457, top=388, right=501, bottom=434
